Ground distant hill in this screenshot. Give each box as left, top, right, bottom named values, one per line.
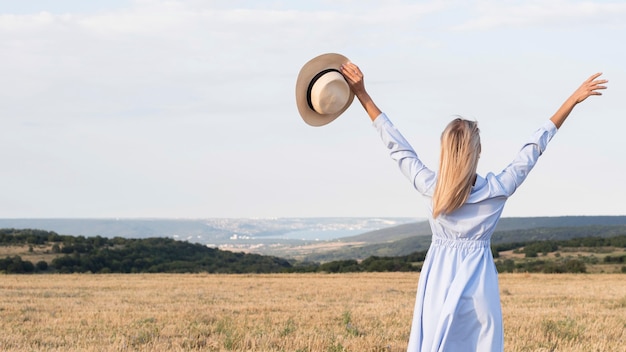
left=341, top=216, right=626, bottom=244
left=0, top=217, right=415, bottom=244
left=300, top=216, right=626, bottom=262
left=338, top=221, right=433, bottom=243
left=3, top=216, right=626, bottom=263
left=3, top=227, right=625, bottom=275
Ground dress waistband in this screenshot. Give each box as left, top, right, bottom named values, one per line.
left=431, top=238, right=491, bottom=249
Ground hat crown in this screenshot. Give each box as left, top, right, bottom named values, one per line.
left=310, top=71, right=350, bottom=115
left=295, top=53, right=355, bottom=127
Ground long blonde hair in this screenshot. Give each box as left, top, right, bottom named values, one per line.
left=432, top=118, right=481, bottom=218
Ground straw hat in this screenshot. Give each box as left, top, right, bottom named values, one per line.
left=295, top=53, right=355, bottom=126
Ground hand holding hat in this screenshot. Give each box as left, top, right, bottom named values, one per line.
left=295, top=53, right=355, bottom=126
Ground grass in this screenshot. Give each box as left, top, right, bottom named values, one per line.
left=0, top=273, right=625, bottom=351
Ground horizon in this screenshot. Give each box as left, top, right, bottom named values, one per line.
left=1, top=214, right=626, bottom=220
left=3, top=215, right=626, bottom=246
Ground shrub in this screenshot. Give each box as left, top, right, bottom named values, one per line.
left=36, top=261, right=48, bottom=271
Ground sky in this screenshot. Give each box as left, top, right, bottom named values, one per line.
left=0, top=0, right=624, bottom=219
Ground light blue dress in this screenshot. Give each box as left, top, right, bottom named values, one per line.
left=373, top=113, right=558, bottom=352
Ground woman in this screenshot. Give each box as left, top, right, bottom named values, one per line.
left=339, top=62, right=607, bottom=352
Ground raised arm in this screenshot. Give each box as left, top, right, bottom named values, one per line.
left=340, top=62, right=382, bottom=121
left=550, top=73, right=608, bottom=129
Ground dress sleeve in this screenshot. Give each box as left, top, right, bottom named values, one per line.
left=493, top=120, right=558, bottom=196
left=373, top=113, right=436, bottom=195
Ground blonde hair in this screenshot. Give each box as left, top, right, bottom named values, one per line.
left=432, top=118, right=481, bottom=218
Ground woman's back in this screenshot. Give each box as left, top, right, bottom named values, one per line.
left=334, top=61, right=607, bottom=352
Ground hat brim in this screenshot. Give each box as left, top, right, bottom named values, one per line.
left=296, top=53, right=355, bottom=127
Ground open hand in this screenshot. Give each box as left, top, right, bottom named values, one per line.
left=572, top=73, right=608, bottom=104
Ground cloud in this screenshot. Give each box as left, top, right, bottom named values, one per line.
left=0, top=1, right=449, bottom=124
left=451, top=0, right=626, bottom=31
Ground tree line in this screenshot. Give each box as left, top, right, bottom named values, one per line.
left=1, top=228, right=625, bottom=274
left=0, top=229, right=291, bottom=274
left=492, top=235, right=626, bottom=273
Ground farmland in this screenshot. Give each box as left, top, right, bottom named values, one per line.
left=1, top=273, right=624, bottom=351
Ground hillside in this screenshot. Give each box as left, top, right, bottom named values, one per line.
left=0, top=217, right=415, bottom=244
left=3, top=228, right=625, bottom=275
left=297, top=216, right=626, bottom=262
left=3, top=216, right=626, bottom=265
left=342, top=216, right=626, bottom=244
left=338, top=221, right=433, bottom=243
left=0, top=229, right=292, bottom=274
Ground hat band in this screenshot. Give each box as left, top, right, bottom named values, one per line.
left=306, top=68, right=341, bottom=112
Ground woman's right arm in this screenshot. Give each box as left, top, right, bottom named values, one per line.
left=340, top=62, right=436, bottom=195
left=340, top=62, right=382, bottom=121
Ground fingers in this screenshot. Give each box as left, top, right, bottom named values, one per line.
left=583, top=73, right=608, bottom=97
left=590, top=83, right=607, bottom=93
left=586, top=72, right=608, bottom=89
left=573, top=73, right=609, bottom=103
left=341, top=62, right=359, bottom=73
left=339, top=62, right=362, bottom=83
left=590, top=81, right=608, bottom=95
left=586, top=72, right=603, bottom=82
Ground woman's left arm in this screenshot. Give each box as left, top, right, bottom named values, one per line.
left=550, top=73, right=608, bottom=129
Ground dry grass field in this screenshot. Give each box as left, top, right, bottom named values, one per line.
left=1, top=273, right=625, bottom=352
